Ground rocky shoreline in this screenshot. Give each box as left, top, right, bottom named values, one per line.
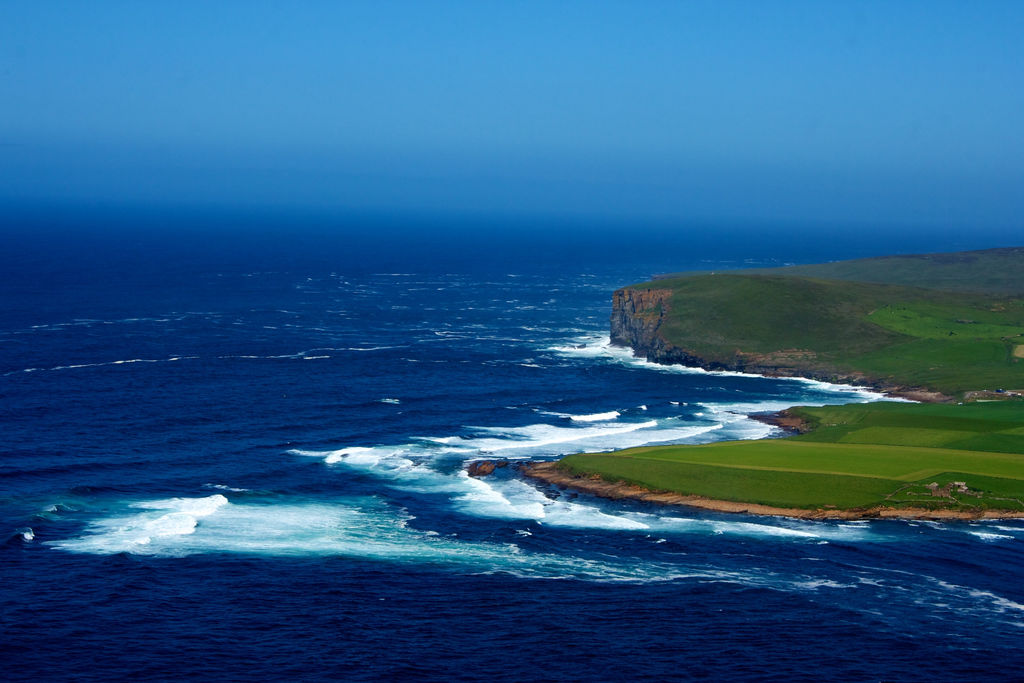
left=520, top=462, right=1024, bottom=521
left=748, top=409, right=812, bottom=434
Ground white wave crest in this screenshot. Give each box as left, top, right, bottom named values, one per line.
left=203, top=484, right=250, bottom=493
left=968, top=531, right=1014, bottom=542
left=51, top=492, right=874, bottom=585
left=49, top=494, right=749, bottom=582
left=54, top=495, right=229, bottom=553
left=5, top=356, right=198, bottom=376
left=289, top=416, right=726, bottom=532
left=933, top=580, right=1024, bottom=614
left=457, top=420, right=660, bottom=453
left=568, top=411, right=620, bottom=422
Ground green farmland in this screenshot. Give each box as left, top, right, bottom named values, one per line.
left=558, top=400, right=1024, bottom=513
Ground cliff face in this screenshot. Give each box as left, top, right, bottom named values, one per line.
left=610, top=287, right=707, bottom=367
left=609, top=287, right=668, bottom=347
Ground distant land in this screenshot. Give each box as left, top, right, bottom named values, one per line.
left=524, top=247, right=1024, bottom=519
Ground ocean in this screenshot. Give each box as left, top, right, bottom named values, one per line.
left=2, top=211, right=1022, bottom=681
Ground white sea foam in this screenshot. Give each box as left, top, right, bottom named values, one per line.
left=291, top=419, right=718, bottom=532
left=203, top=484, right=249, bottom=493
left=457, top=420, right=659, bottom=453
left=567, top=411, right=620, bottom=422
left=20, top=528, right=34, bottom=541
left=5, top=356, right=198, bottom=376
left=379, top=398, right=402, bottom=404
left=933, top=580, right=1024, bottom=614
left=793, top=578, right=854, bottom=590
left=53, top=491, right=870, bottom=585
left=135, top=494, right=230, bottom=517
left=452, top=475, right=651, bottom=530
left=656, top=516, right=874, bottom=543
left=968, top=531, right=1014, bottom=542
left=51, top=494, right=749, bottom=582
left=549, top=334, right=894, bottom=402
left=54, top=495, right=229, bottom=553
left=710, top=521, right=820, bottom=539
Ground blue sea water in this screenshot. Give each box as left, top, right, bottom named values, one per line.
left=2, top=213, right=1023, bottom=681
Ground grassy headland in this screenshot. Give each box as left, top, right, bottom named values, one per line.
left=624, top=269, right=1024, bottom=397
left=533, top=248, right=1024, bottom=518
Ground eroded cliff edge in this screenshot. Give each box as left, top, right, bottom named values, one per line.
left=611, top=285, right=756, bottom=370
left=609, top=287, right=701, bottom=364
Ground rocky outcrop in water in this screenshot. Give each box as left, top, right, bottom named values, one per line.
left=466, top=459, right=508, bottom=477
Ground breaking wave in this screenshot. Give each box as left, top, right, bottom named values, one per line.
left=549, top=334, right=893, bottom=402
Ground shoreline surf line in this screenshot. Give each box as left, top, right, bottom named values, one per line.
left=552, top=334, right=947, bottom=403
left=520, top=462, right=1024, bottom=521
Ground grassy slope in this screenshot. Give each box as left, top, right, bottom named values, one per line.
left=792, top=401, right=1024, bottom=453
left=656, top=247, right=1024, bottom=295
left=559, top=402, right=1024, bottom=511
left=753, top=247, right=1024, bottom=295
left=633, top=261, right=1024, bottom=396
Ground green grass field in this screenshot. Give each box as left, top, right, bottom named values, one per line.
left=630, top=251, right=1024, bottom=396
left=559, top=402, right=1024, bottom=512
left=656, top=247, right=1024, bottom=295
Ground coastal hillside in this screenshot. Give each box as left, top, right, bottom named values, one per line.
left=655, top=247, right=1024, bottom=295
left=614, top=248, right=1024, bottom=398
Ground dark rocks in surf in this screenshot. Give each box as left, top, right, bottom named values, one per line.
left=466, top=459, right=508, bottom=477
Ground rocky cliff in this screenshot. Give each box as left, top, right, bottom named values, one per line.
left=610, top=287, right=707, bottom=367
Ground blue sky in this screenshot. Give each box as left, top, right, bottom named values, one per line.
left=2, top=1, right=1022, bottom=229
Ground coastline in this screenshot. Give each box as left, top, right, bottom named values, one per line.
left=635, top=349, right=952, bottom=404
left=564, top=334, right=950, bottom=404
left=748, top=409, right=812, bottom=434
left=520, top=462, right=1024, bottom=521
